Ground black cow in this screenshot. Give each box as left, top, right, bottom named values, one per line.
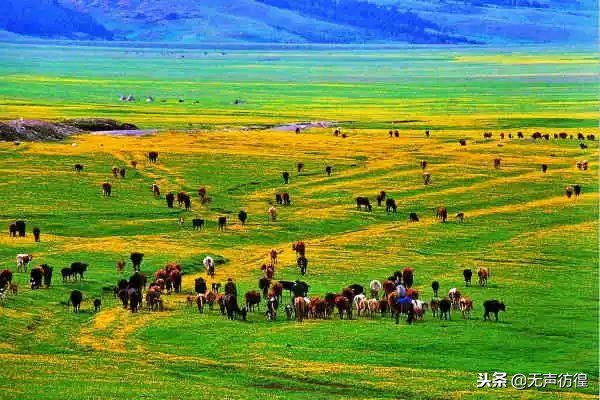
left=356, top=197, right=372, bottom=211
left=73, top=164, right=84, bottom=173
left=409, top=212, right=419, bottom=222
left=166, top=192, right=175, bottom=208
left=8, top=223, right=17, bottom=237
left=33, top=227, right=40, bottom=242
left=224, top=294, right=247, bottom=320
left=463, top=269, right=472, bottom=287
left=573, top=185, right=582, bottom=197
left=297, top=256, right=308, bottom=275
left=385, top=198, right=397, bottom=214
left=292, top=281, right=310, bottom=298
left=61, top=267, right=73, bottom=282
left=431, top=281, right=439, bottom=297
left=218, top=216, right=227, bottom=231
left=483, top=300, right=506, bottom=321
left=15, top=220, right=26, bottom=237
left=325, top=166, right=332, bottom=176
left=238, top=210, right=248, bottom=226
left=282, top=171, right=290, bottom=184
left=93, top=298, right=102, bottom=312
left=147, top=151, right=159, bottom=163
left=70, top=290, right=83, bottom=313
left=130, top=252, right=144, bottom=272
left=41, top=264, right=52, bottom=287
left=192, top=218, right=205, bottom=230
left=70, top=262, right=88, bottom=280
left=195, top=278, right=207, bottom=294
left=348, top=284, right=364, bottom=296
left=30, top=267, right=43, bottom=290
left=439, top=298, right=451, bottom=320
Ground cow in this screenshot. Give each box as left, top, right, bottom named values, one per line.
left=217, top=216, right=227, bottom=231
left=130, top=252, right=144, bottom=272
left=294, top=296, right=307, bottom=322
left=353, top=294, right=368, bottom=317
left=32, top=227, right=40, bottom=242
left=325, top=166, right=332, bottom=176
left=8, top=223, right=17, bottom=237
left=382, top=280, right=396, bottom=297
left=266, top=295, right=278, bottom=321
left=436, top=207, right=447, bottom=223
left=500, top=132, right=505, bottom=139
left=111, top=166, right=119, bottom=177
left=423, top=172, right=431, bottom=185
left=170, top=269, right=182, bottom=293
left=455, top=212, right=465, bottom=223
left=425, top=130, right=430, bottom=138
left=280, top=192, right=291, bottom=205
left=152, top=184, right=161, bottom=198
left=93, top=298, right=102, bottom=312
left=194, top=277, right=207, bottom=295
left=129, top=289, right=141, bottom=313
left=387, top=292, right=415, bottom=324
left=131, top=160, right=138, bottom=169
left=202, top=256, right=215, bottom=278
left=463, top=269, right=472, bottom=286
left=70, top=290, right=83, bottom=313
left=565, top=185, right=574, bottom=198
left=587, top=134, right=595, bottom=141
left=409, top=212, right=419, bottom=222
left=238, top=210, right=248, bottom=226
left=334, top=295, right=352, bottom=320
left=483, top=300, right=506, bottom=321
left=297, top=256, right=308, bottom=275
left=573, top=185, right=582, bottom=197
left=541, top=164, right=548, bottom=173
left=439, top=298, right=451, bottom=320
left=73, top=164, right=84, bottom=173
left=518, top=132, right=524, bottom=139
left=494, top=158, right=501, bottom=169
left=61, top=267, right=73, bottom=282
left=0, top=270, right=13, bottom=289
left=268, top=206, right=277, bottom=222
left=197, top=187, right=207, bottom=200
left=271, top=282, right=283, bottom=303
left=369, top=280, right=382, bottom=299
left=376, top=191, right=386, bottom=207
left=394, top=130, right=399, bottom=137
left=459, top=297, right=473, bottom=319
left=367, top=298, right=379, bottom=318
left=282, top=171, right=290, bottom=184
left=478, top=267, right=489, bottom=287
left=275, top=193, right=282, bottom=205
left=385, top=198, right=397, bottom=214
left=165, top=192, right=175, bottom=208
left=431, top=281, right=439, bottom=297
left=459, top=139, right=466, bottom=146
left=292, top=241, right=306, bottom=257
left=420, top=160, right=427, bottom=170
left=30, top=267, right=43, bottom=289
left=402, top=268, right=414, bottom=288
left=192, top=219, right=205, bottom=230
left=297, top=163, right=304, bottom=173
left=258, top=277, right=271, bottom=298
left=147, top=151, right=159, bottom=163
left=356, top=197, right=372, bottom=211
left=243, top=290, right=261, bottom=312
left=580, top=143, right=588, bottom=149
left=15, top=221, right=25, bottom=237
left=41, top=264, right=52, bottom=287
left=448, top=288, right=461, bottom=310
left=70, top=262, right=88, bottom=280
left=16, top=254, right=33, bottom=272
left=483, top=132, right=492, bottom=139
left=102, top=182, right=112, bottom=197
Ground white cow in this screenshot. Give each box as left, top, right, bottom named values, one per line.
left=16, top=254, right=33, bottom=273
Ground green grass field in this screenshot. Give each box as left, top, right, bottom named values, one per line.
left=0, top=43, right=598, bottom=399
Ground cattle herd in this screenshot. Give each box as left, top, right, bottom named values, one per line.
left=0, top=128, right=593, bottom=325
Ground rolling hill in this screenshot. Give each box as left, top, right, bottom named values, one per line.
left=0, top=0, right=596, bottom=44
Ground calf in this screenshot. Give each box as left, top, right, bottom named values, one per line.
left=430, top=299, right=439, bottom=318
left=73, top=164, right=84, bottom=173
left=325, top=166, right=332, bottom=176
left=455, top=212, right=465, bottom=223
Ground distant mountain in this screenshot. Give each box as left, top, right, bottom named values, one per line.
left=0, top=0, right=595, bottom=44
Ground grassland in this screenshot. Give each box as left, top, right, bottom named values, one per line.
left=0, top=43, right=598, bottom=399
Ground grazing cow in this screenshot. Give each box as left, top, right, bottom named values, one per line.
left=448, top=288, right=461, bottom=310
left=130, top=252, right=144, bottom=272
left=30, top=267, right=43, bottom=289
left=152, top=184, right=161, bottom=198
left=483, top=132, right=492, bottom=139
left=70, top=262, right=88, bottom=280
left=436, top=207, right=447, bottom=223
left=282, top=171, right=290, bottom=184
left=376, top=191, right=386, bottom=207
left=117, top=288, right=129, bottom=308
left=369, top=280, right=382, bottom=299
left=385, top=198, right=397, bottom=214
left=455, top=212, right=465, bottom=223
left=119, top=168, right=126, bottom=178
left=73, top=164, right=84, bottom=173
left=266, top=295, right=278, bottom=321
left=500, top=132, right=505, bottom=139
left=532, top=132, right=542, bottom=139
left=41, top=264, right=52, bottom=288
left=494, top=158, right=501, bottom=169
left=565, top=185, right=574, bottom=198
left=192, top=218, right=205, bottom=230
left=197, top=187, right=207, bottom=201
left=430, top=299, right=439, bottom=317
left=32, top=227, right=40, bottom=242
left=423, top=172, right=431, bottom=185
left=275, top=193, right=282, bottom=205
left=193, top=293, right=205, bottom=313
left=238, top=210, right=248, bottom=226
left=165, top=192, right=175, bottom=208
left=541, top=164, right=548, bottom=173
left=587, top=134, right=595, bottom=141
left=402, top=268, right=414, bottom=288
left=459, top=139, right=466, bottom=146
left=194, top=277, right=207, bottom=295
left=297, top=256, right=308, bottom=275
left=334, top=295, right=352, bottom=319
left=294, top=296, right=307, bottom=322
left=291, top=281, right=310, bottom=298
left=170, top=269, right=182, bottom=293
left=0, top=270, right=13, bottom=289
left=205, top=291, right=217, bottom=310
left=518, top=132, right=524, bottom=139
left=412, top=299, right=426, bottom=320
left=93, top=298, right=102, bottom=312
left=245, top=290, right=261, bottom=312
left=459, top=297, right=473, bottom=319
left=577, top=132, right=585, bottom=140
left=420, top=160, right=427, bottom=170
left=15, top=221, right=25, bottom=237
left=325, top=166, right=332, bottom=176
left=16, top=254, right=33, bottom=272
left=258, top=277, right=271, bottom=298
left=147, top=151, right=159, bottom=163
left=478, top=267, right=489, bottom=287
left=463, top=269, right=472, bottom=286
left=271, top=282, right=283, bottom=303
left=217, top=216, right=227, bottom=231
left=102, top=182, right=112, bottom=197
left=439, top=298, right=451, bottom=320
left=292, top=241, right=306, bottom=257
left=431, top=281, right=439, bottom=297
left=573, top=185, right=582, bottom=197
left=280, top=192, right=291, bottom=205
left=61, top=267, right=73, bottom=282
left=483, top=300, right=506, bottom=321
left=356, top=197, right=372, bottom=211
left=8, top=223, right=17, bottom=237
left=297, top=163, right=304, bottom=173
left=70, top=290, right=83, bottom=313
left=354, top=294, right=368, bottom=317
left=393, top=130, right=399, bottom=137
left=409, top=212, right=419, bottom=222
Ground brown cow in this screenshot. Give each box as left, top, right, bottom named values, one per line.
left=420, top=160, right=427, bottom=170
left=147, top=151, right=159, bottom=163
left=334, top=295, right=352, bottom=319
left=102, top=182, right=112, bottom=196
left=494, top=158, right=501, bottom=169
left=294, top=296, right=307, bottom=322
left=436, top=207, right=447, bottom=222
left=245, top=290, right=261, bottom=312
left=478, top=267, right=489, bottom=287
left=376, top=191, right=386, bottom=207
left=111, top=166, right=119, bottom=177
